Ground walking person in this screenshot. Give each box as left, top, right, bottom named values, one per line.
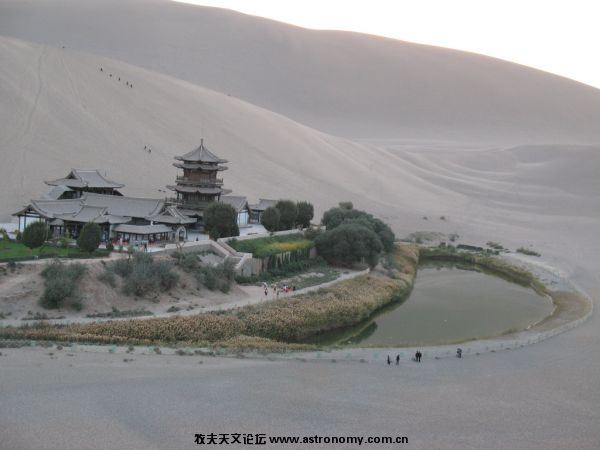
left=456, top=348, right=462, bottom=359
left=396, top=354, right=400, bottom=365
left=387, top=355, right=391, bottom=365
left=415, top=350, right=422, bottom=362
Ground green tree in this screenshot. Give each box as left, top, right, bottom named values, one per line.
left=204, top=202, right=239, bottom=240
left=315, top=223, right=383, bottom=268
left=77, top=222, right=101, bottom=253
left=321, top=206, right=395, bottom=252
left=261, top=206, right=280, bottom=232
left=22, top=221, right=48, bottom=251
left=338, top=201, right=353, bottom=210
left=296, top=201, right=314, bottom=228
left=275, top=200, right=298, bottom=230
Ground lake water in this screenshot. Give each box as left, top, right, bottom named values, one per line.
left=309, top=265, right=555, bottom=347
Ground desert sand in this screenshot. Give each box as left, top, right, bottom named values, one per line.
left=1, top=1, right=600, bottom=448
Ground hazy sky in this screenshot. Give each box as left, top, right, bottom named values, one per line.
left=176, top=0, right=600, bottom=90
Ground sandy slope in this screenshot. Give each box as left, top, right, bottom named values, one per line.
left=0, top=36, right=426, bottom=222
left=2, top=0, right=600, bottom=142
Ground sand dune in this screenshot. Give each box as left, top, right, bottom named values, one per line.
left=1, top=36, right=599, bottom=241
left=0, top=36, right=445, bottom=223
left=2, top=0, right=600, bottom=142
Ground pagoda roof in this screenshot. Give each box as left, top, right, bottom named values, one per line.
left=45, top=169, right=125, bottom=189
left=166, top=185, right=231, bottom=195
left=173, top=162, right=228, bottom=171
left=174, top=139, right=228, bottom=164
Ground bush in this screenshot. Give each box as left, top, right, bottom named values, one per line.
left=40, top=261, right=87, bottom=309
left=315, top=223, right=383, bottom=268
left=77, top=222, right=101, bottom=253
left=196, top=260, right=235, bottom=293
left=275, top=200, right=298, bottom=230
left=296, top=201, right=314, bottom=228
left=121, top=253, right=179, bottom=297
left=110, top=259, right=133, bottom=277
left=516, top=247, right=541, bottom=257
left=204, top=202, right=239, bottom=240
left=106, top=242, right=114, bottom=252
left=22, top=221, right=48, bottom=250
left=173, top=252, right=200, bottom=272
left=321, top=205, right=395, bottom=252
left=261, top=207, right=280, bottom=232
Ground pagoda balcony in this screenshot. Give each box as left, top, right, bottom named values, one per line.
left=175, top=176, right=223, bottom=185
left=180, top=200, right=213, bottom=210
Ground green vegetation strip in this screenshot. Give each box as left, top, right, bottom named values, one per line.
left=0, top=240, right=109, bottom=262
left=0, top=244, right=418, bottom=350
left=227, top=234, right=313, bottom=258
left=419, top=246, right=547, bottom=294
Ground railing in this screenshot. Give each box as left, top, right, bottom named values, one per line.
left=175, top=176, right=223, bottom=185
left=180, top=201, right=212, bottom=210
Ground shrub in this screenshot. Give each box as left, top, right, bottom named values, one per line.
left=22, top=221, right=48, bottom=250
left=77, top=222, right=101, bottom=253
left=204, top=202, right=239, bottom=240
left=516, top=247, right=541, bottom=257
left=315, top=223, right=383, bottom=268
left=197, top=261, right=235, bottom=293
left=261, top=206, right=280, bottom=232
left=110, top=259, right=133, bottom=277
left=106, top=242, right=114, bottom=252
left=173, top=252, right=200, bottom=272
left=296, top=201, right=314, bottom=228
left=275, top=200, right=298, bottom=230
left=40, top=261, right=87, bottom=309
left=321, top=205, right=395, bottom=252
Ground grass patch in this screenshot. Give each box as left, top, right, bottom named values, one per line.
left=0, top=240, right=109, bottom=262
left=228, top=234, right=313, bottom=258
left=86, top=308, right=153, bottom=318
left=420, top=246, right=546, bottom=293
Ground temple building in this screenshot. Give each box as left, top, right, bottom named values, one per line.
left=44, top=169, right=125, bottom=198
left=13, top=140, right=275, bottom=243
left=166, top=139, right=250, bottom=228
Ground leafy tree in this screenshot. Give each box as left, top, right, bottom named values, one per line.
left=22, top=221, right=48, bottom=251
left=338, top=201, right=354, bottom=210
left=261, top=206, right=280, bottom=232
left=275, top=200, right=298, bottom=230
left=315, top=223, right=383, bottom=268
left=321, top=206, right=395, bottom=252
left=204, top=202, right=240, bottom=240
left=77, top=222, right=101, bottom=253
left=296, top=201, right=314, bottom=228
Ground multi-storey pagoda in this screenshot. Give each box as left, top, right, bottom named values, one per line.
left=167, top=139, right=231, bottom=225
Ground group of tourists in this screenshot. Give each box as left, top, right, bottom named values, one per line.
left=387, top=351, right=422, bottom=365
left=263, top=282, right=297, bottom=299
left=386, top=348, right=463, bottom=365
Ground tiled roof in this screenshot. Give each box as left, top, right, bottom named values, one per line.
left=45, top=169, right=124, bottom=189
